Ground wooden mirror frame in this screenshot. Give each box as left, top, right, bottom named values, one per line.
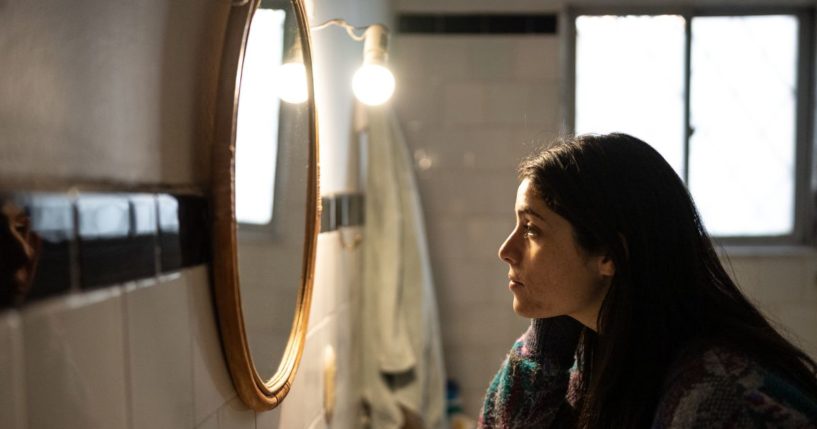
left=211, top=0, right=319, bottom=411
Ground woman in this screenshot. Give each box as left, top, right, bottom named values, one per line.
left=479, top=133, right=817, bottom=428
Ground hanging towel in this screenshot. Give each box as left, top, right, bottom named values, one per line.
left=361, top=105, right=447, bottom=429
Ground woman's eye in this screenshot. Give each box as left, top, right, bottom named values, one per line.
left=523, top=224, right=538, bottom=238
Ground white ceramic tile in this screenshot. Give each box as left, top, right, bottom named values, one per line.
left=435, top=260, right=505, bottom=310
left=468, top=38, right=517, bottom=80
left=0, top=0, right=223, bottom=186
left=125, top=275, right=194, bottom=429
left=403, top=127, right=468, bottom=171
left=309, top=233, right=339, bottom=328
left=0, top=311, right=26, bottom=429
left=523, top=81, right=561, bottom=131
left=406, top=126, right=537, bottom=173
left=463, top=386, right=488, bottom=418
left=444, top=302, right=509, bottom=350
left=452, top=344, right=503, bottom=393
left=397, top=0, right=558, bottom=13
left=393, top=78, right=444, bottom=128
left=22, top=288, right=128, bottom=429
left=444, top=127, right=534, bottom=171
left=197, top=412, right=219, bottom=429
left=393, top=36, right=470, bottom=82
left=772, top=302, right=817, bottom=361
left=465, top=216, right=515, bottom=260
left=484, top=82, right=530, bottom=125
left=426, top=215, right=513, bottom=263
left=342, top=230, right=365, bottom=310
left=219, top=397, right=256, bottom=429
left=326, top=305, right=359, bottom=429
left=514, top=37, right=560, bottom=81
left=443, top=82, right=485, bottom=125
left=279, top=315, right=334, bottom=428
left=255, top=407, right=281, bottom=429
left=307, top=414, right=328, bottom=429
left=419, top=170, right=517, bottom=217
left=733, top=257, right=804, bottom=305
left=803, top=256, right=817, bottom=302
left=188, top=266, right=237, bottom=425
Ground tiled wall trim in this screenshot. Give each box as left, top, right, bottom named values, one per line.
left=0, top=192, right=209, bottom=310
left=320, top=193, right=365, bottom=233
left=398, top=13, right=558, bottom=35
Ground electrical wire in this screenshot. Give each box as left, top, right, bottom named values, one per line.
left=311, top=18, right=368, bottom=41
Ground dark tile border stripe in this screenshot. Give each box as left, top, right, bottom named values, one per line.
left=398, top=13, right=558, bottom=35
left=321, top=193, right=365, bottom=233
left=0, top=191, right=209, bottom=309
left=2, top=189, right=366, bottom=310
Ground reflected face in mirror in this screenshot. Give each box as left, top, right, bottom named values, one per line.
left=0, top=200, right=41, bottom=306
left=234, top=0, right=311, bottom=382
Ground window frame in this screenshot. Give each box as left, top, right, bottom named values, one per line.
left=563, top=6, right=816, bottom=248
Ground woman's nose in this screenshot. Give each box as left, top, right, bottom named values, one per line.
left=498, top=231, right=517, bottom=265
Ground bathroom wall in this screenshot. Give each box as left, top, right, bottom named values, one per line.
left=0, top=0, right=391, bottom=429
left=393, top=0, right=817, bottom=417
left=2, top=0, right=815, bottom=428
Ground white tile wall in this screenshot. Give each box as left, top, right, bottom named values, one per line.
left=197, top=412, right=219, bottom=429
left=218, top=397, right=256, bottom=429
left=0, top=312, right=26, bottom=429
left=0, top=265, right=284, bottom=429
left=397, top=0, right=817, bottom=13
left=0, top=0, right=228, bottom=186
left=725, top=251, right=817, bottom=359
left=271, top=230, right=364, bottom=428
left=279, top=310, right=334, bottom=428
left=514, top=37, right=561, bottom=80
left=188, top=267, right=237, bottom=426
left=327, top=303, right=362, bottom=429
left=394, top=33, right=567, bottom=416
left=443, top=82, right=486, bottom=125
left=255, top=407, right=281, bottom=429
left=124, top=276, right=194, bottom=429
left=309, top=234, right=340, bottom=326
left=2, top=0, right=382, bottom=426
left=22, top=288, right=129, bottom=429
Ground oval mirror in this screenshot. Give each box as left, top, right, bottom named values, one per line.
left=212, top=0, right=318, bottom=411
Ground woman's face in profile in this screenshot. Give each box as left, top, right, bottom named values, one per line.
left=498, top=179, right=613, bottom=328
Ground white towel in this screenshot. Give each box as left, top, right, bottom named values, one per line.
left=361, top=105, right=447, bottom=429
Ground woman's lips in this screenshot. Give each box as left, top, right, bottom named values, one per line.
left=508, top=278, right=523, bottom=289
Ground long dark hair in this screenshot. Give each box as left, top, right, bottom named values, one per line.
left=519, top=133, right=817, bottom=428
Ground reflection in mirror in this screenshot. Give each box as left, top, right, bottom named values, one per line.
left=234, top=0, right=311, bottom=383
left=0, top=198, right=40, bottom=307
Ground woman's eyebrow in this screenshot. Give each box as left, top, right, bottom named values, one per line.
left=518, top=206, right=546, bottom=222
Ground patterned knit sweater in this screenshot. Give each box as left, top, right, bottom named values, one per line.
left=478, top=317, right=817, bottom=428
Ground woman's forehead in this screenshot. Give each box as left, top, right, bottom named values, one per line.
left=516, top=180, right=552, bottom=219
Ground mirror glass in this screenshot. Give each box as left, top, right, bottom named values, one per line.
left=234, top=0, right=310, bottom=382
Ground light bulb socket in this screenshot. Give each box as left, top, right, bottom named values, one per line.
left=362, top=24, right=389, bottom=65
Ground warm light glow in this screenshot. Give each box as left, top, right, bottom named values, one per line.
left=352, top=63, right=395, bottom=106
left=276, top=62, right=308, bottom=104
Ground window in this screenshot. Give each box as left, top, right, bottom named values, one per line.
left=235, top=8, right=287, bottom=225
left=569, top=9, right=814, bottom=245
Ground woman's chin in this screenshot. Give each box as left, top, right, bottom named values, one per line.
left=512, top=298, right=540, bottom=318
left=512, top=298, right=559, bottom=319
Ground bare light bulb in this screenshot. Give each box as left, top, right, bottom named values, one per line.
left=276, top=62, right=308, bottom=104
left=352, top=63, right=395, bottom=106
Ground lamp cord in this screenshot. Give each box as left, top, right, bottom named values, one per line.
left=311, top=18, right=368, bottom=41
